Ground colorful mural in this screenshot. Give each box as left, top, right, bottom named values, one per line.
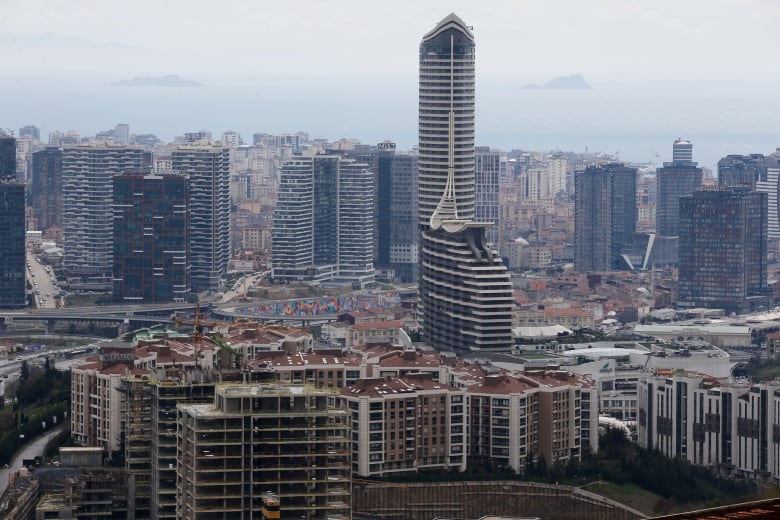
left=233, top=292, right=400, bottom=317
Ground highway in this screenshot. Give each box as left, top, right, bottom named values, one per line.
left=0, top=425, right=66, bottom=499
left=26, top=254, right=58, bottom=310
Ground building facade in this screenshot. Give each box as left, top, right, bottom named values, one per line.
left=574, top=163, right=637, bottom=272
left=417, top=13, right=515, bottom=351
left=0, top=181, right=26, bottom=309
left=271, top=155, right=374, bottom=287
left=343, top=375, right=467, bottom=477
left=30, top=147, right=63, bottom=233
left=176, top=384, right=351, bottom=520
left=62, top=144, right=145, bottom=284
left=112, top=172, right=190, bottom=303
left=171, top=142, right=230, bottom=292
left=678, top=187, right=770, bottom=314
left=638, top=370, right=780, bottom=484
left=718, top=154, right=767, bottom=189
left=656, top=140, right=702, bottom=238
left=0, top=133, right=25, bottom=309
left=374, top=142, right=419, bottom=283
left=0, top=133, right=16, bottom=180
left=474, top=146, right=501, bottom=245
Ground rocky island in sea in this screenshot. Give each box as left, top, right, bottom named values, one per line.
left=522, top=73, right=591, bottom=90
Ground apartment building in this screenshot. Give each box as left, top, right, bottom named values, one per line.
left=177, top=384, right=351, bottom=520
left=71, top=345, right=136, bottom=452
left=342, top=374, right=467, bottom=477
left=638, top=370, right=780, bottom=484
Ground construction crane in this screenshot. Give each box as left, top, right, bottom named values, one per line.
left=211, top=334, right=243, bottom=370
left=172, top=304, right=215, bottom=339
left=171, top=304, right=216, bottom=360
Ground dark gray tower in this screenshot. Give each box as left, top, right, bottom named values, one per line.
left=678, top=187, right=770, bottom=314
left=418, top=14, right=514, bottom=351
left=574, top=163, right=637, bottom=272
left=656, top=139, right=702, bottom=237
left=30, top=147, right=63, bottom=232
left=0, top=133, right=26, bottom=308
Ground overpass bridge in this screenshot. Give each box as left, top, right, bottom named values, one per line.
left=0, top=290, right=406, bottom=335
left=0, top=303, right=198, bottom=336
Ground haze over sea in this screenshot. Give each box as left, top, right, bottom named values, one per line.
left=5, top=72, right=779, bottom=173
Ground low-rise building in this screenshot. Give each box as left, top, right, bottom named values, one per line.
left=638, top=369, right=780, bottom=484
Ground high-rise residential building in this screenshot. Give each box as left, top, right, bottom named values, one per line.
left=272, top=155, right=375, bottom=287
left=718, top=154, right=767, bottom=189
left=171, top=141, right=230, bottom=292
left=678, top=187, right=771, bottom=314
left=417, top=13, right=515, bottom=352
left=62, top=144, right=145, bottom=285
left=474, top=146, right=501, bottom=245
left=30, top=147, right=63, bottom=233
left=176, top=384, right=351, bottom=520
left=574, top=163, right=637, bottom=272
left=112, top=172, right=190, bottom=303
left=0, top=133, right=26, bottom=309
left=757, top=166, right=780, bottom=247
left=656, top=139, right=702, bottom=237
left=373, top=142, right=419, bottom=283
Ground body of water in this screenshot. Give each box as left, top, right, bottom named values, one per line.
left=3, top=74, right=778, bottom=172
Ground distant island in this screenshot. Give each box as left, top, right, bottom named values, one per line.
left=522, top=73, right=591, bottom=90
left=109, top=75, right=204, bottom=87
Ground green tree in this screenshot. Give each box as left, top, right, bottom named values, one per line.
left=19, top=359, right=30, bottom=382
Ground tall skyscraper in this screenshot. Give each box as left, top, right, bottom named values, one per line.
left=62, top=144, right=145, bottom=285
left=474, top=146, right=501, bottom=245
left=272, top=155, right=375, bottom=287
left=678, top=187, right=770, bottom=314
left=373, top=142, right=419, bottom=283
left=0, top=133, right=26, bottom=309
left=574, top=163, right=637, bottom=272
left=30, top=147, right=63, bottom=233
left=656, top=139, right=702, bottom=237
left=112, top=172, right=190, bottom=303
left=418, top=14, right=515, bottom=351
left=171, top=141, right=230, bottom=292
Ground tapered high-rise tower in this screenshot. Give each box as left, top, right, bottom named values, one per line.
left=418, top=14, right=514, bottom=351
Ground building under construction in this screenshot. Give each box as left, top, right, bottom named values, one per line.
left=177, top=383, right=351, bottom=519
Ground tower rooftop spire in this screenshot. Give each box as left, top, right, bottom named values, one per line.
left=422, top=12, right=473, bottom=42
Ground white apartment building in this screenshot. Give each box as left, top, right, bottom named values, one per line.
left=638, top=370, right=780, bottom=484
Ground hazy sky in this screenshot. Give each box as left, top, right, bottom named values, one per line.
left=3, top=0, right=779, bottom=86
left=2, top=0, right=779, bottom=167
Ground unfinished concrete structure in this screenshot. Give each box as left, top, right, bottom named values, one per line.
left=177, top=384, right=351, bottom=519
